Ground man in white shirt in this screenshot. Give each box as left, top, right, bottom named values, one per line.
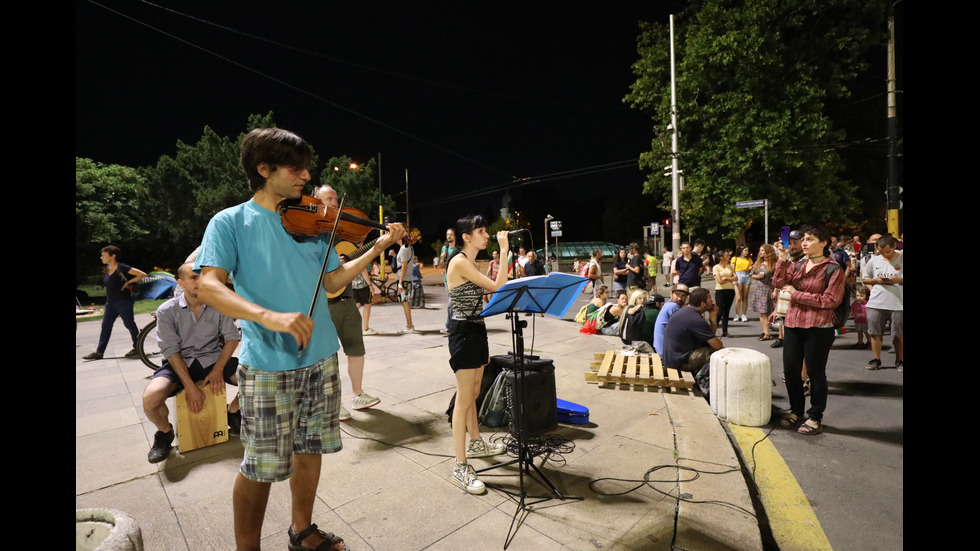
left=861, top=235, right=903, bottom=372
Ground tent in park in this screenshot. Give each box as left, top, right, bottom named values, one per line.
left=136, top=271, right=177, bottom=299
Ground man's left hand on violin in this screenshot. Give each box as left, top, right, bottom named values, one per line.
left=375, top=223, right=407, bottom=250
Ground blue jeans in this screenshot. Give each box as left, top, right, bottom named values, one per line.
left=97, top=298, right=140, bottom=353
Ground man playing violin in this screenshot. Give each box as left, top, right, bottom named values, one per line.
left=196, top=128, right=405, bottom=551
left=313, top=184, right=382, bottom=421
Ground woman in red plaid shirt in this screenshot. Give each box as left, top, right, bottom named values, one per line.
left=770, top=225, right=846, bottom=436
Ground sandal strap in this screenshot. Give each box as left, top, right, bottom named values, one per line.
left=291, top=524, right=321, bottom=544
left=290, top=524, right=345, bottom=550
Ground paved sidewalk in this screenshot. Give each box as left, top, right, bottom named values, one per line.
left=76, top=272, right=767, bottom=551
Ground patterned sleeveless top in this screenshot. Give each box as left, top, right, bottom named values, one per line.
left=449, top=281, right=485, bottom=322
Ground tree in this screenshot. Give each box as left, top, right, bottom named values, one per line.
left=317, top=156, right=396, bottom=227
left=140, top=113, right=278, bottom=271
left=625, top=0, right=890, bottom=239
left=75, top=157, right=150, bottom=286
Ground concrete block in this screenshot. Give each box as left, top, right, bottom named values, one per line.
left=710, top=348, right=772, bottom=427
left=76, top=508, right=143, bottom=551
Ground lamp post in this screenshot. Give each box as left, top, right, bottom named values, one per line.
left=544, top=214, right=554, bottom=272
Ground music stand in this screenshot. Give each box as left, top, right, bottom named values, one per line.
left=477, top=272, right=587, bottom=548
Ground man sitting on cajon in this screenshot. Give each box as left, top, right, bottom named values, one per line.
left=142, top=262, right=242, bottom=463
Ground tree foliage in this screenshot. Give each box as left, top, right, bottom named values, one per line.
left=75, top=158, right=150, bottom=286
left=138, top=113, right=280, bottom=271
left=316, top=156, right=396, bottom=224
left=625, top=0, right=890, bottom=239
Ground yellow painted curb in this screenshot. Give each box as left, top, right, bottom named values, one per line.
left=729, top=425, right=833, bottom=551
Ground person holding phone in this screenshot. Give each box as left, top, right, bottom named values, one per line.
left=770, top=225, right=846, bottom=436
left=861, top=234, right=903, bottom=372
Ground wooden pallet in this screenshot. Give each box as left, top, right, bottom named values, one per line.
left=585, top=350, right=696, bottom=389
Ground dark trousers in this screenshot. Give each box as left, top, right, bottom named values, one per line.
left=715, top=288, right=735, bottom=334
left=97, top=298, right=139, bottom=353
left=782, top=326, right=835, bottom=422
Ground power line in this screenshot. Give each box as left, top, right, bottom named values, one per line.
left=414, top=158, right=640, bottom=208
left=87, top=0, right=514, bottom=178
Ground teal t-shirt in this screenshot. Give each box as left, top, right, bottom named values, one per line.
left=195, top=199, right=342, bottom=370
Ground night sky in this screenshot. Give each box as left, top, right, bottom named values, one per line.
left=77, top=1, right=681, bottom=240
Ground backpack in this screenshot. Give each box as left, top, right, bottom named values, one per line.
left=579, top=261, right=591, bottom=278
left=579, top=304, right=612, bottom=334
left=478, top=370, right=511, bottom=428
left=794, top=260, right=849, bottom=330
left=618, top=306, right=647, bottom=345
left=574, top=304, right=589, bottom=324
left=447, top=358, right=502, bottom=426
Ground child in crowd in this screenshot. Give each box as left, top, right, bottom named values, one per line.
left=851, top=286, right=870, bottom=349
left=410, top=255, right=425, bottom=308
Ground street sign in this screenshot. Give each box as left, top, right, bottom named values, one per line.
left=735, top=200, right=766, bottom=208
left=551, top=230, right=562, bottom=237
left=650, top=222, right=660, bottom=235
left=549, top=220, right=562, bottom=231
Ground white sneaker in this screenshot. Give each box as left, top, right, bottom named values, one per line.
left=339, top=405, right=352, bottom=421
left=399, top=326, right=418, bottom=334
left=362, top=328, right=379, bottom=336
left=352, top=392, right=381, bottom=410
left=466, top=438, right=507, bottom=458
left=452, top=462, right=485, bottom=494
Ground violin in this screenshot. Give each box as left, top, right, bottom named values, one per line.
left=278, top=195, right=417, bottom=244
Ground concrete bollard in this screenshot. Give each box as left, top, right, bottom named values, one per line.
left=710, top=348, right=772, bottom=427
left=76, top=508, right=144, bottom=551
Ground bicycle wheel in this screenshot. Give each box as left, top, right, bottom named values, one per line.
left=386, top=281, right=401, bottom=303
left=136, top=319, right=163, bottom=371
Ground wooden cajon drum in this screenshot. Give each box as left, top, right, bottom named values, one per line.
left=175, top=381, right=229, bottom=452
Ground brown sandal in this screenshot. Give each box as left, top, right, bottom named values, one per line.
left=779, top=413, right=801, bottom=428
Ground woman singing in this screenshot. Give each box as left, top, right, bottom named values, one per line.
left=446, top=215, right=511, bottom=494
left=770, top=225, right=845, bottom=435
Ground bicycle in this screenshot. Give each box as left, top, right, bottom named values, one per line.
left=370, top=273, right=401, bottom=303
left=135, top=314, right=162, bottom=371
left=136, top=314, right=235, bottom=371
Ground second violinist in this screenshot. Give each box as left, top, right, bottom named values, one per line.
left=195, top=128, right=405, bottom=551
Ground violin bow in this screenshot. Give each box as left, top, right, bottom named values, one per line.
left=299, top=194, right=346, bottom=355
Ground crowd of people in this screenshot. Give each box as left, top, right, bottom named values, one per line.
left=574, top=228, right=903, bottom=437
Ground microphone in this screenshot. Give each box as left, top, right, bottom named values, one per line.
left=489, top=229, right=527, bottom=243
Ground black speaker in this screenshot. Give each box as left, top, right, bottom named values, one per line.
left=503, top=359, right=558, bottom=437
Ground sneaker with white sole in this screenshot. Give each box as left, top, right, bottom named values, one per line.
left=339, top=405, right=352, bottom=421
left=352, top=392, right=381, bottom=410
left=866, top=358, right=882, bottom=371
left=452, top=462, right=486, bottom=494
left=466, top=438, right=507, bottom=458
left=362, top=328, right=379, bottom=336
left=399, top=326, right=418, bottom=334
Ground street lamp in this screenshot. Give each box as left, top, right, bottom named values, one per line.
left=544, top=214, right=554, bottom=272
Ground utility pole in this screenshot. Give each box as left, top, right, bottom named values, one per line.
left=378, top=152, right=385, bottom=279
left=886, top=2, right=901, bottom=237
left=669, top=14, right=682, bottom=254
